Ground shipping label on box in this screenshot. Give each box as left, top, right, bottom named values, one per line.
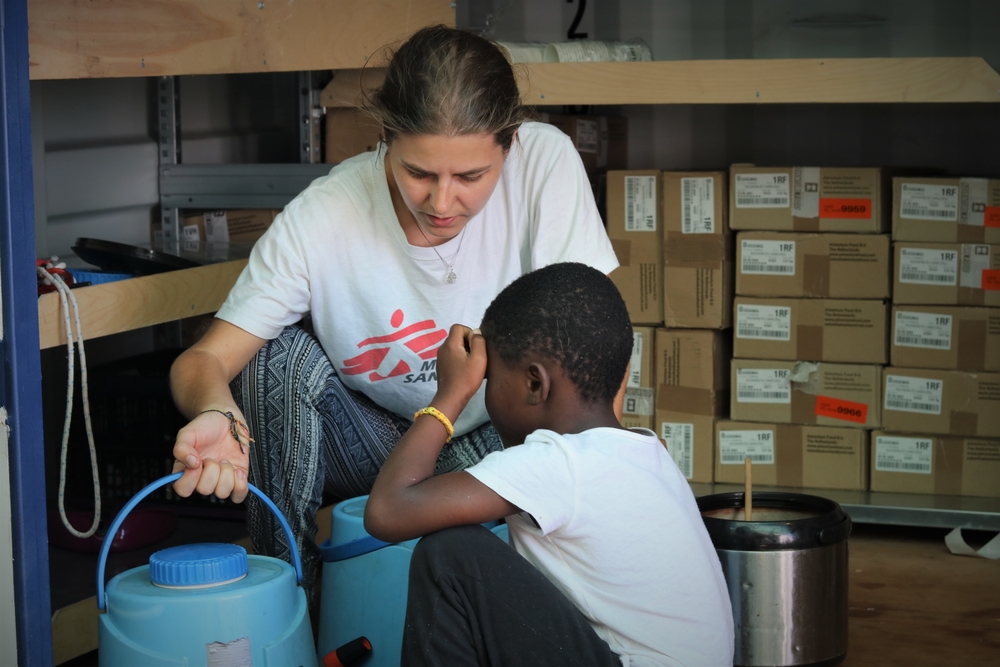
left=714, top=421, right=868, bottom=490
left=622, top=327, right=656, bottom=430
left=893, top=243, right=1000, bottom=306
left=657, top=413, right=717, bottom=483
left=733, top=297, right=889, bottom=364
left=892, top=177, right=1000, bottom=244
left=891, top=305, right=1000, bottom=372
left=655, top=328, right=731, bottom=391
left=736, top=232, right=890, bottom=299
left=731, top=359, right=881, bottom=429
left=608, top=171, right=663, bottom=324
left=881, top=368, right=1000, bottom=437
left=730, top=166, right=886, bottom=233
left=870, top=431, right=1000, bottom=498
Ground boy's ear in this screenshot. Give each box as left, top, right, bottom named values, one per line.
left=525, top=362, right=551, bottom=406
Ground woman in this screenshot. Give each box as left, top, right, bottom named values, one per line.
left=169, top=25, right=619, bottom=599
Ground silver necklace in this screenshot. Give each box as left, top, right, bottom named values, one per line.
left=416, top=223, right=467, bottom=284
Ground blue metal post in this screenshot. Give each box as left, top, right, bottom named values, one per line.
left=0, top=0, right=54, bottom=664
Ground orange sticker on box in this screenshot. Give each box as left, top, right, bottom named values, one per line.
left=820, top=198, right=872, bottom=219
left=985, top=206, right=1000, bottom=228
left=983, top=269, right=1000, bottom=291
left=815, top=396, right=868, bottom=424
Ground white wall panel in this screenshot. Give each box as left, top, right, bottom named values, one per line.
left=45, top=142, right=159, bottom=218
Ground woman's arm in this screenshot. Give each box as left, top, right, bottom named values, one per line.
left=169, top=319, right=267, bottom=503
left=364, top=325, right=518, bottom=542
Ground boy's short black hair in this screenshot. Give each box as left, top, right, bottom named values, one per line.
left=481, top=262, right=633, bottom=404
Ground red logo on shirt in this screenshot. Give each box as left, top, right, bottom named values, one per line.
left=340, top=309, right=447, bottom=382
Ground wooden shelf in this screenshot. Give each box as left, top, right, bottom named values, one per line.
left=38, top=260, right=246, bottom=349
left=322, top=57, right=1000, bottom=108
left=27, top=0, right=454, bottom=80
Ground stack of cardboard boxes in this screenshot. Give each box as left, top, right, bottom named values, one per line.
left=719, top=166, right=893, bottom=491
left=607, top=170, right=733, bottom=483
left=874, top=176, right=1000, bottom=498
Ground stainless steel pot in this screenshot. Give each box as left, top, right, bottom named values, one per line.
left=698, top=492, right=851, bottom=667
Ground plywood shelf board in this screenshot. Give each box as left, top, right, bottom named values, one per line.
left=323, top=58, right=1000, bottom=108
left=37, top=260, right=247, bottom=349
left=28, top=0, right=455, bottom=80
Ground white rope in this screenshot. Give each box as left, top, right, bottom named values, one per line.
left=38, top=265, right=101, bottom=539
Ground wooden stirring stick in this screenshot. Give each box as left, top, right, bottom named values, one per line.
left=745, top=457, right=753, bottom=521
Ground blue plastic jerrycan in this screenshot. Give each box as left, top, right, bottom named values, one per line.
left=97, top=472, right=317, bottom=667
left=316, top=495, right=509, bottom=667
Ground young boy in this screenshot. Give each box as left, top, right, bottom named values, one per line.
left=365, top=262, right=734, bottom=667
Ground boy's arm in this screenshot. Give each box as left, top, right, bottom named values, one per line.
left=364, top=325, right=520, bottom=543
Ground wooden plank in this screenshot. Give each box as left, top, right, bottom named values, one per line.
left=51, top=595, right=97, bottom=666
left=28, top=0, right=454, bottom=80
left=323, top=58, right=1000, bottom=108
left=38, top=260, right=247, bottom=349
left=521, top=58, right=1000, bottom=105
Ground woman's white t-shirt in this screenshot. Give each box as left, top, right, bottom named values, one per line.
left=216, top=122, right=618, bottom=435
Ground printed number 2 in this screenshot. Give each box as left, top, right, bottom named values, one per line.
left=567, top=0, right=588, bottom=39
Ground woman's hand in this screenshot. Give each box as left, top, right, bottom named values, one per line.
left=431, top=324, right=486, bottom=420
left=171, top=410, right=251, bottom=503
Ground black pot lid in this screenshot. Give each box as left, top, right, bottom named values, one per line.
left=72, top=238, right=202, bottom=276
left=698, top=492, right=852, bottom=552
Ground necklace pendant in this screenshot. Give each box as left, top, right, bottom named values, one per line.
left=446, top=269, right=457, bottom=284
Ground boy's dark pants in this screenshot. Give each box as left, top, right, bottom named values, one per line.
left=403, top=525, right=621, bottom=667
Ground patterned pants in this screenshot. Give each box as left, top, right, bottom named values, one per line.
left=230, top=325, right=503, bottom=604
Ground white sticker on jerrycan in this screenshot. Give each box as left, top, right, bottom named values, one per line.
left=207, top=636, right=251, bottom=666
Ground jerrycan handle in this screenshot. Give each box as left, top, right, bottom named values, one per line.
left=97, top=472, right=303, bottom=611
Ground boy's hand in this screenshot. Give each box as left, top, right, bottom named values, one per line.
left=432, top=324, right=486, bottom=418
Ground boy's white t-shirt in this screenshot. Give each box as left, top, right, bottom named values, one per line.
left=216, top=122, right=618, bottom=436
left=466, top=427, right=734, bottom=667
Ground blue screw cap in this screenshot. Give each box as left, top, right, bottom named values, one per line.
left=149, top=543, right=248, bottom=588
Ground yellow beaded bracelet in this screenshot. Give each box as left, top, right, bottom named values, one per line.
left=413, top=406, right=454, bottom=443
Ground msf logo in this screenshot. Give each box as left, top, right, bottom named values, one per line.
left=340, top=309, right=447, bottom=383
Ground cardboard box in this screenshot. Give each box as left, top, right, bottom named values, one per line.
left=655, top=328, right=730, bottom=392
left=657, top=413, right=717, bottom=483
left=608, top=171, right=663, bottom=324
left=652, top=328, right=730, bottom=483
left=733, top=297, right=889, bottom=364
left=729, top=166, right=887, bottom=233
left=622, top=327, right=656, bottom=430
left=153, top=209, right=280, bottom=247
left=881, top=368, right=1000, bottom=437
left=539, top=113, right=628, bottom=180
left=892, top=176, right=1000, bottom=244
left=870, top=431, right=1000, bottom=498
left=325, top=107, right=382, bottom=163
left=663, top=235, right=734, bottom=329
left=660, top=172, right=733, bottom=329
left=893, top=242, right=1000, bottom=307
left=715, top=421, right=868, bottom=490
left=731, top=359, right=881, bottom=429
left=890, top=305, right=1000, bottom=372
left=736, top=232, right=890, bottom=299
